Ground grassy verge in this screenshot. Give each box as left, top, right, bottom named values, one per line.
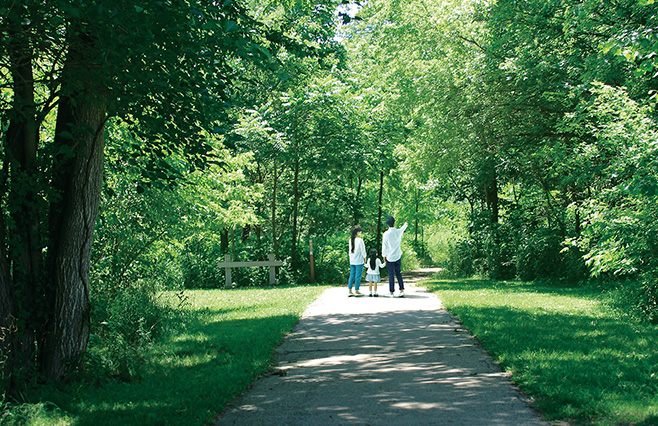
left=425, top=278, right=658, bottom=425
left=2, top=285, right=328, bottom=426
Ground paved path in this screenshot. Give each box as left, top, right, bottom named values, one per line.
left=217, top=269, right=547, bottom=425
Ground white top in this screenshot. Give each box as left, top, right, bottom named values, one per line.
left=349, top=237, right=367, bottom=265
left=382, top=222, right=408, bottom=262
left=366, top=258, right=386, bottom=275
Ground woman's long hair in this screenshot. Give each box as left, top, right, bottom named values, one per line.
left=369, top=248, right=378, bottom=269
left=350, top=225, right=361, bottom=253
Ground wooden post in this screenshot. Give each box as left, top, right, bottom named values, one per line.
left=309, top=239, right=315, bottom=283
left=224, top=254, right=232, bottom=289
left=268, top=253, right=277, bottom=285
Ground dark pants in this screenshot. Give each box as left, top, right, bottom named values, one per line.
left=387, top=258, right=403, bottom=293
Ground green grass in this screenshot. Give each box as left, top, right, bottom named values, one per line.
left=425, top=278, right=658, bottom=425
left=3, top=285, right=328, bottom=426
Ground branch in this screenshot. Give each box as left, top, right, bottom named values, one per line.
left=456, top=35, right=486, bottom=53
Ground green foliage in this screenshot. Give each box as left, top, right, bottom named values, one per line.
left=346, top=0, right=658, bottom=321
left=400, top=240, right=421, bottom=271
left=427, top=278, right=658, bottom=424
left=0, top=401, right=72, bottom=426
left=179, top=234, right=225, bottom=289
left=86, top=279, right=179, bottom=382
left=607, top=274, right=658, bottom=324
left=2, top=0, right=344, bottom=387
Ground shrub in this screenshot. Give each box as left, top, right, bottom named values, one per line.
left=607, top=274, right=658, bottom=324
left=180, top=234, right=224, bottom=289
left=445, top=236, right=478, bottom=278
left=87, top=280, right=179, bottom=382
left=515, top=227, right=563, bottom=281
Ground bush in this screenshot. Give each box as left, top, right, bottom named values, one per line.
left=515, top=227, right=563, bottom=281
left=607, top=273, right=658, bottom=324
left=444, top=223, right=515, bottom=280
left=445, top=236, right=478, bottom=278
left=400, top=240, right=421, bottom=271
left=180, top=234, right=224, bottom=289
left=87, top=280, right=180, bottom=382
left=634, top=273, right=658, bottom=324
left=315, top=241, right=347, bottom=284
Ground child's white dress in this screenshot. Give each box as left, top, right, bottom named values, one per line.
left=365, top=259, right=386, bottom=282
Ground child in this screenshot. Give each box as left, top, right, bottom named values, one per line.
left=365, top=248, right=385, bottom=297
left=348, top=225, right=367, bottom=297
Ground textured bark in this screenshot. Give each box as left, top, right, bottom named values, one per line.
left=41, top=26, right=108, bottom=381
left=43, top=96, right=105, bottom=380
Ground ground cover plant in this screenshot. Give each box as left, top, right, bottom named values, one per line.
left=426, top=278, right=658, bottom=425
left=0, top=285, right=327, bottom=426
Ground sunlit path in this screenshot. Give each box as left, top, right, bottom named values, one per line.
left=217, top=270, right=547, bottom=425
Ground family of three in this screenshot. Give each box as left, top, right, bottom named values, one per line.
left=348, top=216, right=408, bottom=298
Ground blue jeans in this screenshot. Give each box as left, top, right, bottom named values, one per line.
left=387, top=258, right=403, bottom=293
left=348, top=264, right=364, bottom=291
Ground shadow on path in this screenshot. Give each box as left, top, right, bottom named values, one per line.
left=217, top=270, right=547, bottom=425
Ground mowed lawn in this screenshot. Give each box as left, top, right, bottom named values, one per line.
left=425, top=278, right=658, bottom=425
left=10, top=286, right=328, bottom=426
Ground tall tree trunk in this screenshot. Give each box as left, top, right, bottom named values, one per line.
left=3, top=14, right=42, bottom=385
left=484, top=170, right=499, bottom=224
left=415, top=187, right=419, bottom=244
left=376, top=170, right=384, bottom=253
left=353, top=176, right=363, bottom=224
left=0, top=239, right=12, bottom=392
left=291, top=158, right=300, bottom=269
left=42, top=26, right=108, bottom=381
left=271, top=159, right=278, bottom=258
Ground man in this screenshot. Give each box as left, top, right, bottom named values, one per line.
left=382, top=216, right=408, bottom=297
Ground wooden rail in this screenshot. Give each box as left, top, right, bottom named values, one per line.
left=218, top=254, right=283, bottom=288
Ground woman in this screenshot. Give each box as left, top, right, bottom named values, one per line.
left=348, top=225, right=367, bottom=297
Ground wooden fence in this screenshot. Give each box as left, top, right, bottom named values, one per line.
left=217, top=254, right=283, bottom=289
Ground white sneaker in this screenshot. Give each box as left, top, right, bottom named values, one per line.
left=399, top=291, right=405, bottom=298
left=385, top=293, right=395, bottom=298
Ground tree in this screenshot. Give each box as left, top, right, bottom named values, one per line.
left=0, top=0, right=314, bottom=386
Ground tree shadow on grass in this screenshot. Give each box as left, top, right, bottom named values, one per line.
left=69, top=313, right=301, bottom=426
left=423, top=283, right=658, bottom=424
left=427, top=277, right=598, bottom=297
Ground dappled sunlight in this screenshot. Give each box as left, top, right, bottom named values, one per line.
left=427, top=278, right=658, bottom=423
left=220, top=284, right=546, bottom=425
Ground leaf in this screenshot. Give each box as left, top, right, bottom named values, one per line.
left=57, top=144, right=76, bottom=158
left=225, top=20, right=238, bottom=32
